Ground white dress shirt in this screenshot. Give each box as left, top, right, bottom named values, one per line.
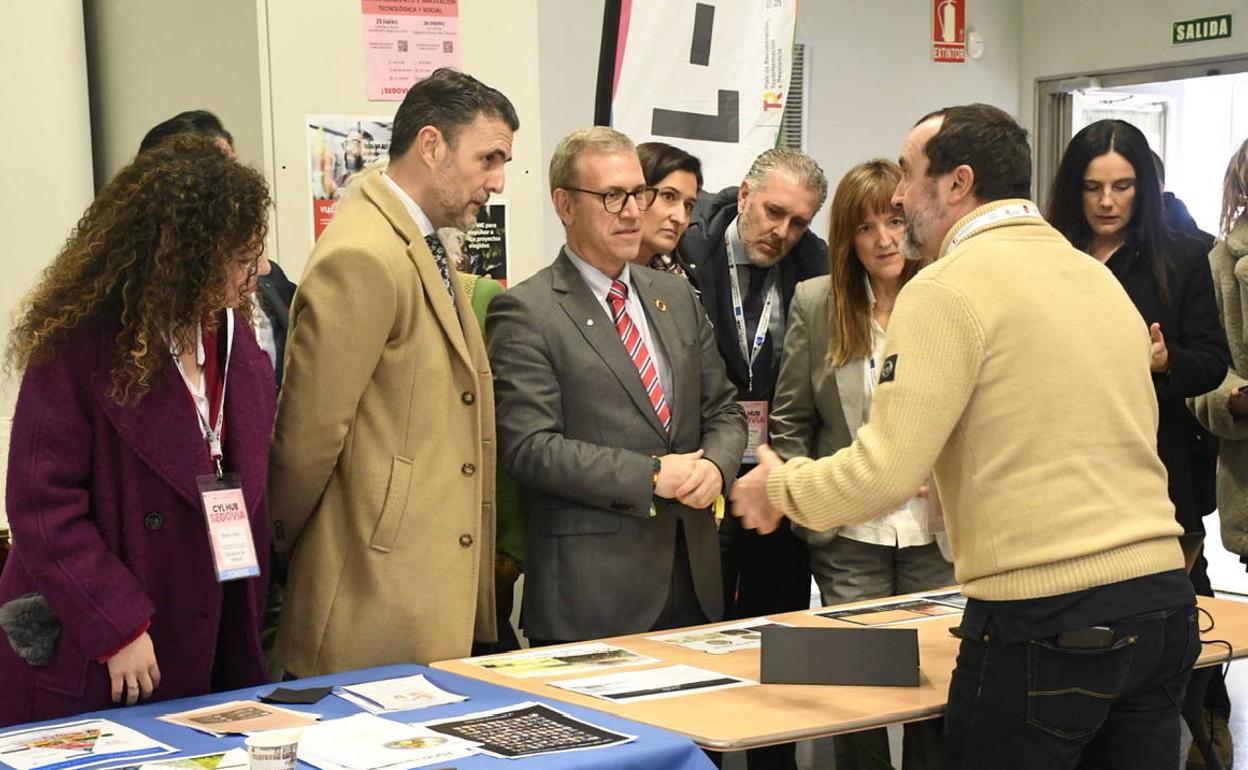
left=838, top=277, right=938, bottom=549
left=382, top=171, right=434, bottom=238
left=564, top=246, right=673, bottom=399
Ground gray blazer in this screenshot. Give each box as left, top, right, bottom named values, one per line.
left=487, top=251, right=747, bottom=641
left=769, top=277, right=861, bottom=544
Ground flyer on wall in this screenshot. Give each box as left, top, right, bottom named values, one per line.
left=307, top=115, right=394, bottom=240
left=437, top=198, right=509, bottom=283
left=361, top=0, right=461, bottom=101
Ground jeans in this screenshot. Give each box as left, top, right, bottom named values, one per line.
left=943, top=603, right=1200, bottom=770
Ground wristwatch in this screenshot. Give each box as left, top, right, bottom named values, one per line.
left=651, top=455, right=662, bottom=488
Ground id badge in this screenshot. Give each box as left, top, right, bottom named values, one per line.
left=197, top=473, right=261, bottom=582
left=739, top=400, right=769, bottom=465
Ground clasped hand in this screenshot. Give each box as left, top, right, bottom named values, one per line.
left=654, top=449, right=723, bottom=509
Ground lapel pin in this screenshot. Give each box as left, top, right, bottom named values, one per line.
left=587, top=319, right=595, bottom=326
left=655, top=299, right=668, bottom=312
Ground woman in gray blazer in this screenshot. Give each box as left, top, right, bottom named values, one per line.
left=769, top=159, right=951, bottom=770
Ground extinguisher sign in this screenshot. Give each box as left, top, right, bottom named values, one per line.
left=932, top=0, right=966, bottom=63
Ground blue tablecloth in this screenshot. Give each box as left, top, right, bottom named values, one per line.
left=7, top=664, right=714, bottom=770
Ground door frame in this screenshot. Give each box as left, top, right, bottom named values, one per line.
left=1034, top=53, right=1248, bottom=209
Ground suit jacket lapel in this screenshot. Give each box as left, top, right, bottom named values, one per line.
left=552, top=252, right=668, bottom=441
left=222, top=337, right=273, bottom=512
left=93, top=363, right=213, bottom=510
left=834, top=359, right=867, bottom=436
left=360, top=171, right=473, bottom=371
left=631, top=269, right=685, bottom=437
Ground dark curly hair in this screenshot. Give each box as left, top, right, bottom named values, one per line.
left=7, top=134, right=271, bottom=404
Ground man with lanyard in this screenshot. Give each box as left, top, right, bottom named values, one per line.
left=679, top=148, right=827, bottom=770
left=732, top=104, right=1197, bottom=770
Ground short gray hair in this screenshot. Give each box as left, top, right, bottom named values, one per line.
left=549, top=127, right=636, bottom=194
left=743, top=147, right=829, bottom=209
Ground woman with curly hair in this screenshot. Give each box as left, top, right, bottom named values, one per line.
left=0, top=134, right=275, bottom=726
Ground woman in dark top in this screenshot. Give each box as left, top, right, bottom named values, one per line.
left=633, top=141, right=702, bottom=278
left=0, top=135, right=275, bottom=726
left=1048, top=119, right=1229, bottom=541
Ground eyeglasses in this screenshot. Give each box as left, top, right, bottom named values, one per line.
left=563, top=185, right=658, bottom=213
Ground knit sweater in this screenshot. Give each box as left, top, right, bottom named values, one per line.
left=767, top=199, right=1185, bottom=601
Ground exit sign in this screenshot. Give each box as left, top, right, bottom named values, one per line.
left=1172, top=14, right=1232, bottom=45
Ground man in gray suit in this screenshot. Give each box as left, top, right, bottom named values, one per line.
left=488, top=127, right=746, bottom=644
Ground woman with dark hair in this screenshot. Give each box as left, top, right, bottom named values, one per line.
left=633, top=141, right=702, bottom=277
left=770, top=159, right=949, bottom=770
left=1048, top=122, right=1230, bottom=751
left=1048, top=120, right=1228, bottom=539
left=0, top=134, right=276, bottom=726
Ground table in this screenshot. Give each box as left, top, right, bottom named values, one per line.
left=433, top=593, right=1248, bottom=752
left=1, top=664, right=714, bottom=770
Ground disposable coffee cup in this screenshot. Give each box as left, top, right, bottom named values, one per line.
left=245, top=729, right=301, bottom=770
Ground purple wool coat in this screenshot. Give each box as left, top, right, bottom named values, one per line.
left=0, top=315, right=275, bottom=727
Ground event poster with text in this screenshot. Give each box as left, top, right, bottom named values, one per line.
left=361, top=0, right=461, bottom=100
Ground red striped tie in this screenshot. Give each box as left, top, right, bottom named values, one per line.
left=606, top=280, right=671, bottom=430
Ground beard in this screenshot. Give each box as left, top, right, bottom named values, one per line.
left=901, top=186, right=940, bottom=262
left=430, top=163, right=485, bottom=232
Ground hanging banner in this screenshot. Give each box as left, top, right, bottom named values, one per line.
left=596, top=0, right=799, bottom=192
left=932, top=0, right=966, bottom=62
left=361, top=0, right=461, bottom=101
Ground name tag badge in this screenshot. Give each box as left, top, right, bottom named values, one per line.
left=197, top=474, right=261, bottom=582
left=739, top=400, right=769, bottom=465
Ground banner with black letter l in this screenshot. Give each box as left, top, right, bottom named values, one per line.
left=596, top=0, right=799, bottom=192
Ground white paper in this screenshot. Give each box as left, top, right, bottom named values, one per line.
left=0, top=719, right=175, bottom=770
left=465, top=642, right=659, bottom=679
left=100, top=748, right=248, bottom=770
left=647, top=618, right=793, bottom=654
left=551, top=664, right=756, bottom=703
left=336, top=674, right=467, bottom=713
left=297, top=713, right=477, bottom=770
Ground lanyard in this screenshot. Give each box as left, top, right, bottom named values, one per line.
left=946, top=202, right=1044, bottom=251
left=172, top=312, right=234, bottom=479
left=724, top=229, right=778, bottom=392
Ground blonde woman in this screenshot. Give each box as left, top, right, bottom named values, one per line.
left=770, top=159, right=949, bottom=770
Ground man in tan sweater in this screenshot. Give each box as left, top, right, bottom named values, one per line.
left=732, top=104, right=1196, bottom=769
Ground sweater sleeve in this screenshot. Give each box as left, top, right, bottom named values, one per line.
left=767, top=278, right=985, bottom=530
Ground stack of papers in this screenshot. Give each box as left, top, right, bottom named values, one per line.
left=335, top=675, right=467, bottom=714
left=94, top=749, right=248, bottom=770
left=0, top=719, right=174, bottom=770
left=157, top=701, right=319, bottom=737
left=551, top=664, right=755, bottom=704
left=648, top=619, right=792, bottom=654
left=811, top=590, right=966, bottom=627
left=422, top=702, right=635, bottom=758
left=465, top=642, right=658, bottom=678
left=298, top=714, right=477, bottom=770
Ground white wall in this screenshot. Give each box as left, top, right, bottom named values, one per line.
left=798, top=0, right=1022, bottom=235
left=83, top=0, right=266, bottom=187
left=1020, top=0, right=1248, bottom=133
left=263, top=1, right=546, bottom=283
left=0, top=1, right=96, bottom=527
left=533, top=0, right=1022, bottom=251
